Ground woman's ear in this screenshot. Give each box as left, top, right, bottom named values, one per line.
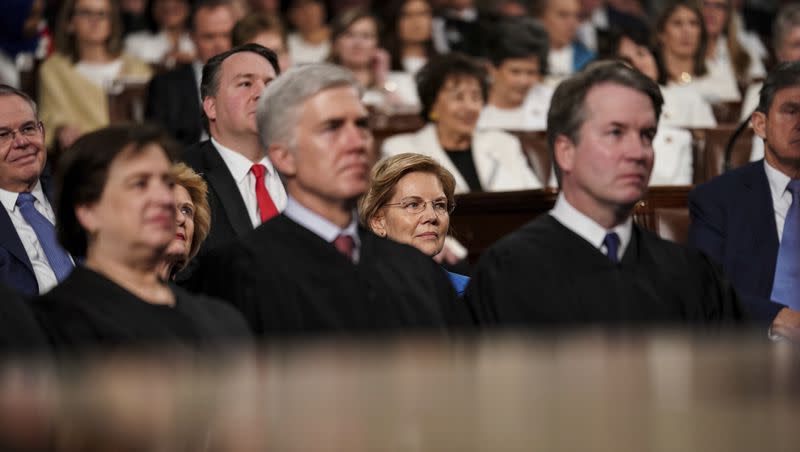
left=75, top=204, right=98, bottom=236
left=370, top=211, right=387, bottom=238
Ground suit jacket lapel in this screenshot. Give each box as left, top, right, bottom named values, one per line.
left=742, top=162, right=779, bottom=292
left=0, top=206, right=35, bottom=277
left=419, top=124, right=470, bottom=193
left=471, top=133, right=500, bottom=190
left=202, top=141, right=253, bottom=237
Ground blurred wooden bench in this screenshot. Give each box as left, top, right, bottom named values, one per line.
left=107, top=79, right=150, bottom=123
left=691, top=125, right=754, bottom=184
left=451, top=186, right=691, bottom=263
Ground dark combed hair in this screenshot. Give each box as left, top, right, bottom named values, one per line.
left=486, top=17, right=549, bottom=75
left=653, top=0, right=708, bottom=86
left=232, top=12, right=287, bottom=47
left=190, top=0, right=232, bottom=32
left=415, top=52, right=489, bottom=122
left=379, top=0, right=438, bottom=72
left=757, top=61, right=800, bottom=114
left=547, top=61, right=664, bottom=184
left=55, top=123, right=181, bottom=258
left=200, top=43, right=280, bottom=131
left=597, top=25, right=666, bottom=81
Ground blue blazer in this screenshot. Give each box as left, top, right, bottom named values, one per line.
left=0, top=173, right=55, bottom=298
left=688, top=160, right=782, bottom=325
left=572, top=41, right=595, bottom=73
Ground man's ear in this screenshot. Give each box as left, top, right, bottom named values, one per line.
left=554, top=134, right=576, bottom=176
left=268, top=143, right=296, bottom=178
left=751, top=111, right=768, bottom=140
left=369, top=211, right=387, bottom=237
left=202, top=96, right=216, bottom=123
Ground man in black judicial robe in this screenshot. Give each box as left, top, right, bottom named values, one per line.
left=466, top=61, right=744, bottom=327
left=196, top=64, right=467, bottom=337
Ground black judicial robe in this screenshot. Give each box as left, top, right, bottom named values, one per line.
left=466, top=215, right=745, bottom=327
left=196, top=214, right=471, bottom=337
left=33, top=267, right=251, bottom=351
left=0, top=283, right=49, bottom=353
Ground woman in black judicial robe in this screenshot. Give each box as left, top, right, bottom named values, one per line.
left=33, top=125, right=250, bottom=351
left=0, top=283, right=49, bottom=353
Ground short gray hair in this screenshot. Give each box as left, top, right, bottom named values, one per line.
left=0, top=84, right=38, bottom=119
left=256, top=64, right=362, bottom=150
left=774, top=4, right=800, bottom=56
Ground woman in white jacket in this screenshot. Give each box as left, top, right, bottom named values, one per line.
left=382, top=53, right=543, bottom=193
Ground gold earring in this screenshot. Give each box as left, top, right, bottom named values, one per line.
left=429, top=111, right=438, bottom=121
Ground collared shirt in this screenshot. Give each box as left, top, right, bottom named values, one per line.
left=549, top=192, right=633, bottom=262
left=283, top=196, right=361, bottom=263
left=211, top=137, right=287, bottom=228
left=764, top=159, right=793, bottom=242
left=0, top=180, right=60, bottom=293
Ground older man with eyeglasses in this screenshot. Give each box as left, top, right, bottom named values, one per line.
left=0, top=84, right=74, bottom=297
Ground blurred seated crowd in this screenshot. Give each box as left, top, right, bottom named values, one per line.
left=1, top=0, right=800, bottom=353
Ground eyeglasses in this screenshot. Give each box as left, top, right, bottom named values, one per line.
left=0, top=121, right=43, bottom=146
left=384, top=197, right=453, bottom=215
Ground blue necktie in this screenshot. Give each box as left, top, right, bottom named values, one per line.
left=16, top=193, right=73, bottom=282
left=603, top=232, right=620, bottom=264
left=771, top=180, right=800, bottom=310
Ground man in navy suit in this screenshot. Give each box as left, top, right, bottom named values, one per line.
left=689, top=61, right=800, bottom=339
left=0, top=84, right=73, bottom=296
left=145, top=0, right=236, bottom=147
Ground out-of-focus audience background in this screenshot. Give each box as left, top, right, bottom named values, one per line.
left=1, top=0, right=791, bottom=185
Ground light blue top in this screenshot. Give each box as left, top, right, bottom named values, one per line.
left=446, top=270, right=470, bottom=296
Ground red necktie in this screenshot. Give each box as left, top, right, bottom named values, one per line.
left=250, top=164, right=279, bottom=222
left=333, top=234, right=355, bottom=261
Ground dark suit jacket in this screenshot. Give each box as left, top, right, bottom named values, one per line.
left=145, top=63, right=203, bottom=147
left=179, top=140, right=253, bottom=285
left=195, top=214, right=470, bottom=337
left=688, top=160, right=783, bottom=326
left=0, top=173, right=55, bottom=297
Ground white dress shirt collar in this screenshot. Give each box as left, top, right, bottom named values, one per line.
left=0, top=179, right=46, bottom=213
left=283, top=196, right=361, bottom=260
left=764, top=158, right=792, bottom=205
left=211, top=137, right=275, bottom=183
left=549, top=192, right=633, bottom=261
left=764, top=158, right=794, bottom=242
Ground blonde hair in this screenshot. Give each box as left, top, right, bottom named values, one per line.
left=359, top=153, right=456, bottom=229
left=171, top=163, right=211, bottom=266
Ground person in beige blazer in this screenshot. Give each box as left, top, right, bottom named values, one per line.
left=381, top=53, right=543, bottom=193
left=38, top=0, right=152, bottom=150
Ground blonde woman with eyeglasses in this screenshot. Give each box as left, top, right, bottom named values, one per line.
left=360, top=153, right=469, bottom=295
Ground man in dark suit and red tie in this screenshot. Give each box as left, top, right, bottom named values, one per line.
left=181, top=43, right=287, bottom=280
left=0, top=84, right=74, bottom=297
left=689, top=61, right=800, bottom=340
left=196, top=64, right=468, bottom=337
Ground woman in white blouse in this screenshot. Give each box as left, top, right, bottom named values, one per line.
left=654, top=0, right=740, bottom=103
left=383, top=53, right=542, bottom=193
left=605, top=26, right=717, bottom=185
left=38, top=0, right=151, bottom=150
left=123, top=0, right=195, bottom=67
left=478, top=18, right=552, bottom=132
left=702, top=0, right=765, bottom=88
